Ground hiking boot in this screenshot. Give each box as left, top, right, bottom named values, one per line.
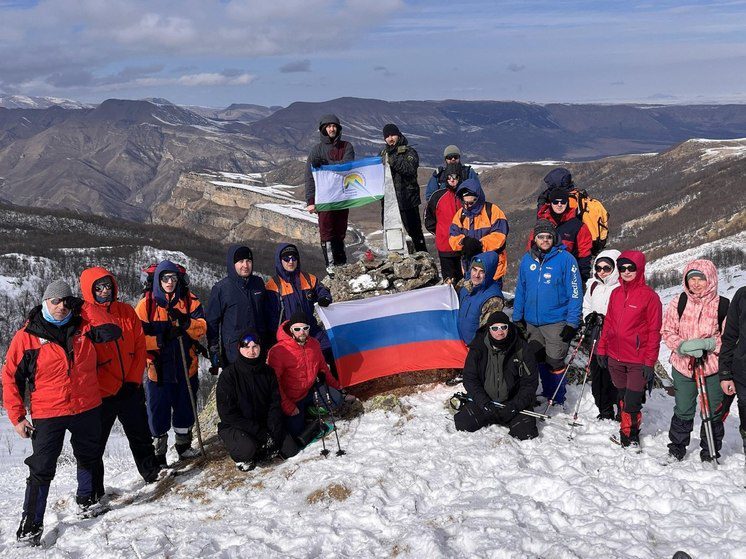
left=236, top=461, right=256, bottom=472
left=667, top=444, right=686, bottom=462
left=445, top=374, right=463, bottom=387
left=177, top=446, right=201, bottom=460
left=16, top=514, right=43, bottom=546
left=700, top=448, right=721, bottom=463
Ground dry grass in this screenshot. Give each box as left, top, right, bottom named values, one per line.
left=306, top=483, right=352, bottom=505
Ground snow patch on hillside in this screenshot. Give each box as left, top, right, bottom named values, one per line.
left=256, top=203, right=318, bottom=223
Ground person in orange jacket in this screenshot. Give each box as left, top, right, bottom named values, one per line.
left=2, top=279, right=121, bottom=545
left=80, top=267, right=160, bottom=499
left=135, top=261, right=207, bottom=465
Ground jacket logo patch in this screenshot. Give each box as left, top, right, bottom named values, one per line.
left=543, top=273, right=552, bottom=279
left=529, top=264, right=537, bottom=271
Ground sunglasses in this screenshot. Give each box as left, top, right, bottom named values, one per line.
left=48, top=297, right=65, bottom=305
left=462, top=199, right=477, bottom=207
left=594, top=265, right=613, bottom=273
left=619, top=264, right=637, bottom=272
left=161, top=274, right=178, bottom=283
left=447, top=174, right=460, bottom=181
left=551, top=199, right=568, bottom=206
left=489, top=324, right=509, bottom=332
left=281, top=255, right=298, bottom=263
left=535, top=234, right=553, bottom=241
left=445, top=154, right=460, bottom=161
left=291, top=325, right=310, bottom=333
left=94, top=283, right=113, bottom=293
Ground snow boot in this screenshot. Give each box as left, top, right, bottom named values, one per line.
left=699, top=418, right=724, bottom=462
left=174, top=428, right=196, bottom=459
left=295, top=421, right=323, bottom=448
left=667, top=414, right=693, bottom=461
left=16, top=514, right=43, bottom=546
left=153, top=434, right=168, bottom=468
left=17, top=481, right=49, bottom=546
left=320, top=242, right=334, bottom=275
left=330, top=239, right=347, bottom=266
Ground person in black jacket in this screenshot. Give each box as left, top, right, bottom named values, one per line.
left=454, top=311, right=540, bottom=440
left=216, top=331, right=298, bottom=471
left=380, top=123, right=427, bottom=253
left=719, top=286, right=746, bottom=455
left=305, top=114, right=355, bottom=269
left=207, top=245, right=269, bottom=372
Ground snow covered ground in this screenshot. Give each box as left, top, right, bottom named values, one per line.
left=0, top=383, right=744, bottom=558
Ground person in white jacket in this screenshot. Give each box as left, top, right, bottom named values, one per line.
left=582, top=249, right=621, bottom=420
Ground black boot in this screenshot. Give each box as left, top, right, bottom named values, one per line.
left=700, top=419, right=724, bottom=462
left=17, top=481, right=49, bottom=545
left=175, top=429, right=197, bottom=459
left=16, top=513, right=43, bottom=546
left=330, top=238, right=347, bottom=266
left=667, top=414, right=693, bottom=461
left=153, top=434, right=168, bottom=468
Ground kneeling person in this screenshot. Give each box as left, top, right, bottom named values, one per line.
left=454, top=312, right=539, bottom=440
left=217, top=331, right=298, bottom=471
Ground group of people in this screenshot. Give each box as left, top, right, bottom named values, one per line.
left=3, top=114, right=745, bottom=547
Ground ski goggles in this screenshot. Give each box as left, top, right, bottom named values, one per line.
left=239, top=334, right=260, bottom=348
left=94, top=282, right=113, bottom=293
left=291, top=325, right=310, bottom=333
left=594, top=264, right=613, bottom=273
left=489, top=324, right=509, bottom=332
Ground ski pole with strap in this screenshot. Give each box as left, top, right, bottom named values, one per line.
left=315, top=382, right=346, bottom=457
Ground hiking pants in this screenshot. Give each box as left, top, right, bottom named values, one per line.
left=608, top=358, right=645, bottom=444
left=454, top=401, right=538, bottom=441
left=145, top=375, right=199, bottom=437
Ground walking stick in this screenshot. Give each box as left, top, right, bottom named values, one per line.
left=178, top=336, right=206, bottom=457
left=693, top=355, right=718, bottom=466
left=568, top=338, right=598, bottom=439
left=316, top=385, right=346, bottom=456
left=542, top=326, right=589, bottom=414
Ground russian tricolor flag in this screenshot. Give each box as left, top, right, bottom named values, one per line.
left=317, top=285, right=468, bottom=387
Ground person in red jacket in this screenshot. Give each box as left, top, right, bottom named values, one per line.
left=529, top=188, right=593, bottom=284
left=2, top=280, right=121, bottom=545
left=267, top=311, right=350, bottom=437
left=424, top=162, right=464, bottom=283
left=80, top=267, right=160, bottom=500
left=596, top=251, right=662, bottom=448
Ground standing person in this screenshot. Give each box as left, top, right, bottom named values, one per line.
left=135, top=261, right=207, bottom=466
left=380, top=123, right=427, bottom=253
left=217, top=330, right=298, bottom=471
left=662, top=260, right=728, bottom=462
left=424, top=162, right=464, bottom=283
left=425, top=145, right=480, bottom=200
left=596, top=250, right=662, bottom=448
left=80, top=267, right=160, bottom=501
left=207, top=245, right=268, bottom=371
left=719, top=286, right=746, bottom=459
left=453, top=312, right=539, bottom=440
left=265, top=243, right=334, bottom=371
left=305, top=114, right=355, bottom=269
left=448, top=178, right=509, bottom=286
left=529, top=187, right=593, bottom=284
left=582, top=250, right=621, bottom=420
left=512, top=220, right=583, bottom=406
left=3, top=280, right=121, bottom=545
left=267, top=312, right=350, bottom=439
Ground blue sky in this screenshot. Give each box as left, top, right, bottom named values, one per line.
left=2, top=0, right=746, bottom=107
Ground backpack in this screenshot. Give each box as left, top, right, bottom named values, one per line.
left=538, top=186, right=609, bottom=254
left=677, top=293, right=729, bottom=333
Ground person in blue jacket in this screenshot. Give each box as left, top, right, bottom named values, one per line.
left=457, top=251, right=505, bottom=346
left=207, top=245, right=269, bottom=372
left=513, top=220, right=582, bottom=405
left=425, top=145, right=481, bottom=200
left=265, top=243, right=335, bottom=372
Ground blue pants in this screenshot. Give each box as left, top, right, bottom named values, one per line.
left=145, top=375, right=199, bottom=437
left=539, top=362, right=567, bottom=404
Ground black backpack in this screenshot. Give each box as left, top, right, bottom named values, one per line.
left=676, top=292, right=729, bottom=333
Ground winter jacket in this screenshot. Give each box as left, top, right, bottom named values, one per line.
left=662, top=259, right=724, bottom=378
left=582, top=249, right=621, bottom=319
left=462, top=326, right=539, bottom=411
left=448, top=180, right=509, bottom=281
left=424, top=184, right=461, bottom=255
left=720, top=286, right=746, bottom=382
left=513, top=244, right=583, bottom=328
left=267, top=321, right=340, bottom=415
left=304, top=114, right=355, bottom=205
left=80, top=267, right=147, bottom=397
left=2, top=306, right=103, bottom=424
left=216, top=352, right=284, bottom=444
left=381, top=135, right=421, bottom=211
left=457, top=251, right=505, bottom=345
left=425, top=164, right=479, bottom=200
left=597, top=251, right=662, bottom=367
left=265, top=243, right=332, bottom=350
left=135, top=261, right=207, bottom=383
left=206, top=245, right=269, bottom=364
left=528, top=204, right=592, bottom=281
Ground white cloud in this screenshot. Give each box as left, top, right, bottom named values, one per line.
left=176, top=72, right=255, bottom=87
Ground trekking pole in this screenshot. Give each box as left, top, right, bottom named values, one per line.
left=490, top=401, right=551, bottom=421
left=568, top=338, right=598, bottom=439
left=694, top=355, right=718, bottom=466
left=313, top=390, right=330, bottom=458
left=178, top=336, right=205, bottom=457
left=542, top=327, right=588, bottom=414
left=316, top=385, right=346, bottom=456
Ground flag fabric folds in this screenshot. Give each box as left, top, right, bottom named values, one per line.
left=317, top=285, right=468, bottom=387
left=312, top=156, right=385, bottom=211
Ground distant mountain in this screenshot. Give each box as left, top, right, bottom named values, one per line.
left=187, top=103, right=282, bottom=123
left=0, top=94, right=90, bottom=109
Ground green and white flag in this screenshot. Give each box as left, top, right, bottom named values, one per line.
left=312, top=156, right=385, bottom=211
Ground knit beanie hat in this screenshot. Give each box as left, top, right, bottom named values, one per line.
left=486, top=311, right=511, bottom=327
left=280, top=245, right=299, bottom=259
left=686, top=269, right=706, bottom=281
left=43, top=279, right=73, bottom=301
left=287, top=311, right=310, bottom=327
left=533, top=219, right=557, bottom=243
left=443, top=145, right=461, bottom=159
left=548, top=188, right=570, bottom=205
left=382, top=123, right=401, bottom=138
left=595, top=257, right=615, bottom=269
left=233, top=246, right=253, bottom=263
left=470, top=258, right=485, bottom=271
left=616, top=257, right=635, bottom=268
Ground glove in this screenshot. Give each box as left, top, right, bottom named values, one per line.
left=699, top=337, right=717, bottom=352
left=677, top=339, right=710, bottom=357
left=64, top=296, right=84, bottom=313
left=494, top=402, right=517, bottom=423
left=514, top=319, right=528, bottom=339
left=311, top=156, right=328, bottom=168
left=208, top=347, right=222, bottom=376
left=316, top=371, right=327, bottom=386
left=560, top=324, right=578, bottom=343
left=88, top=323, right=123, bottom=344
left=643, top=365, right=655, bottom=384
left=596, top=354, right=608, bottom=370
left=168, top=308, right=191, bottom=330
left=318, top=296, right=332, bottom=307
left=461, top=236, right=482, bottom=259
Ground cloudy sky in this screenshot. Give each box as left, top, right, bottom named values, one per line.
left=2, top=0, right=746, bottom=108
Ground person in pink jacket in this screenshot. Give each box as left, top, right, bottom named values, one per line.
left=596, top=250, right=662, bottom=448
left=662, top=259, right=728, bottom=462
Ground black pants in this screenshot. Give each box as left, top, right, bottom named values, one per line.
left=94, top=383, right=160, bottom=499
left=438, top=253, right=463, bottom=283
left=590, top=358, right=617, bottom=418
left=22, top=406, right=101, bottom=523
left=219, top=426, right=299, bottom=462
left=454, top=401, right=538, bottom=440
